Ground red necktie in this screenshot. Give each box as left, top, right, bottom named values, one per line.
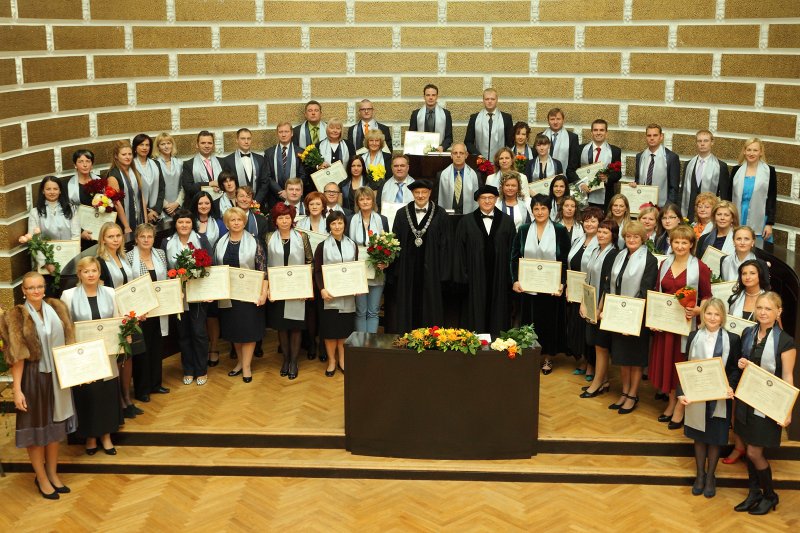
left=594, top=147, right=601, bottom=163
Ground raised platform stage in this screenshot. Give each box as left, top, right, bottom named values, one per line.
left=1, top=333, right=798, bottom=490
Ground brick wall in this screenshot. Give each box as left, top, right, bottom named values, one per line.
left=1, top=0, right=799, bottom=305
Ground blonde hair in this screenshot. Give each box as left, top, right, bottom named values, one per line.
left=134, top=223, right=156, bottom=240
left=107, top=139, right=142, bottom=190
left=607, top=194, right=632, bottom=226
left=699, top=298, right=727, bottom=328
left=223, top=206, right=247, bottom=227
left=712, top=200, right=740, bottom=228
left=154, top=132, right=176, bottom=156
left=353, top=186, right=376, bottom=209
left=623, top=219, right=647, bottom=241
left=738, top=138, right=766, bottom=164
left=96, top=222, right=126, bottom=261
left=364, top=129, right=386, bottom=150
left=694, top=192, right=718, bottom=223
left=75, top=256, right=102, bottom=284
left=669, top=225, right=697, bottom=252
left=756, top=291, right=782, bottom=310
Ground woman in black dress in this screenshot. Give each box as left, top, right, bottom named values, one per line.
left=266, top=203, right=313, bottom=379
left=677, top=298, right=741, bottom=499
left=314, top=211, right=357, bottom=376
left=511, top=194, right=571, bottom=375
left=215, top=207, right=268, bottom=384
left=1, top=272, right=77, bottom=499
left=732, top=292, right=795, bottom=515
left=60, top=257, right=123, bottom=455
left=65, top=149, right=102, bottom=248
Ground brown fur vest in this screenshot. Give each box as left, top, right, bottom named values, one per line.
left=0, top=298, right=75, bottom=366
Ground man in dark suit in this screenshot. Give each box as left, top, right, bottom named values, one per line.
left=464, top=88, right=513, bottom=161
left=407, top=84, right=453, bottom=151
left=633, top=124, right=681, bottom=207
left=221, top=128, right=266, bottom=204
left=263, top=121, right=306, bottom=208
left=348, top=99, right=393, bottom=153
left=578, top=119, right=622, bottom=210
left=292, top=100, right=326, bottom=149
left=678, top=130, right=731, bottom=219
left=540, top=107, right=580, bottom=184
left=180, top=130, right=223, bottom=204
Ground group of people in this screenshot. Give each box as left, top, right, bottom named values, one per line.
left=1, top=89, right=793, bottom=513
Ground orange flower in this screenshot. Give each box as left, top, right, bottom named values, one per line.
left=177, top=268, right=187, bottom=275
left=128, top=310, right=136, bottom=318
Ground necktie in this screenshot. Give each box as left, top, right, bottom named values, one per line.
left=425, top=110, right=435, bottom=132
left=696, top=158, right=705, bottom=188
left=282, top=146, right=288, bottom=173
left=364, top=123, right=370, bottom=138
left=454, top=169, right=462, bottom=206
left=506, top=205, right=514, bottom=217
left=240, top=152, right=251, bottom=157
left=487, top=113, right=494, bottom=158
left=241, top=152, right=252, bottom=182
left=595, top=147, right=601, bottom=163
left=550, top=133, right=557, bottom=156
left=481, top=214, right=493, bottom=219
left=416, top=208, right=427, bottom=214
left=646, top=153, right=655, bottom=186
left=394, top=183, right=404, bottom=203
left=311, top=125, right=319, bottom=144
left=203, top=158, right=213, bottom=181
left=539, top=162, right=545, bottom=179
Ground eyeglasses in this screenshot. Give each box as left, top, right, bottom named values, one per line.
left=324, top=190, right=339, bottom=194
left=359, top=108, right=373, bottom=112
left=23, top=285, right=45, bottom=291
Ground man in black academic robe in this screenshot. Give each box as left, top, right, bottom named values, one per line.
left=385, top=179, right=450, bottom=333
left=453, top=185, right=516, bottom=337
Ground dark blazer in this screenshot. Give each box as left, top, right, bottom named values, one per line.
left=180, top=156, right=223, bottom=204
left=678, top=157, right=730, bottom=219
left=464, top=111, right=514, bottom=158
left=540, top=129, right=581, bottom=184
left=292, top=122, right=325, bottom=148
left=729, top=164, right=777, bottom=228
left=579, top=143, right=622, bottom=208
left=634, top=148, right=681, bottom=205
left=262, top=143, right=307, bottom=207
left=510, top=222, right=571, bottom=285
left=530, top=158, right=564, bottom=180
left=347, top=122, right=393, bottom=152
left=221, top=151, right=266, bottom=190
left=407, top=107, right=454, bottom=151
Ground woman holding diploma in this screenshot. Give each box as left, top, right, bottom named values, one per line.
left=60, top=257, right=123, bottom=456
left=314, top=211, right=358, bottom=375
left=296, top=192, right=328, bottom=235
left=96, top=222, right=141, bottom=419
left=349, top=187, right=390, bottom=333
left=605, top=220, right=658, bottom=414
left=696, top=201, right=739, bottom=260
left=1, top=272, right=77, bottom=499
left=163, top=210, right=212, bottom=384
left=606, top=194, right=631, bottom=249
left=126, top=224, right=169, bottom=399
left=733, top=292, right=795, bottom=514
left=511, top=194, right=570, bottom=375
left=650, top=225, right=712, bottom=430
left=720, top=226, right=759, bottom=282
left=730, top=138, right=777, bottom=243
left=677, top=298, right=742, bottom=498
left=216, top=207, right=268, bottom=384
left=266, top=203, right=314, bottom=379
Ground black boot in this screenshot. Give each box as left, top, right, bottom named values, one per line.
left=749, top=467, right=779, bottom=515
left=734, top=460, right=762, bottom=512
left=280, top=354, right=290, bottom=377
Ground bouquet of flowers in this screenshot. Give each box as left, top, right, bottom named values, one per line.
left=250, top=200, right=262, bottom=216
left=569, top=183, right=588, bottom=208
left=298, top=145, right=324, bottom=170
left=675, top=286, right=698, bottom=309
left=498, top=324, right=538, bottom=349
left=366, top=230, right=400, bottom=275
left=118, top=311, right=143, bottom=357
left=394, top=326, right=486, bottom=355
left=21, top=229, right=62, bottom=289
left=514, top=154, right=528, bottom=174
left=85, top=178, right=124, bottom=212
left=367, top=164, right=386, bottom=182
left=167, top=242, right=212, bottom=286
left=476, top=156, right=495, bottom=174
left=588, top=161, right=621, bottom=190
left=490, top=338, right=519, bottom=359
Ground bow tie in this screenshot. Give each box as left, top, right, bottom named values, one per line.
left=481, top=214, right=494, bottom=219
left=240, top=152, right=251, bottom=157
left=416, top=208, right=427, bottom=214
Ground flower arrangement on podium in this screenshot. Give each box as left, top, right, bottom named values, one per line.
left=298, top=145, right=324, bottom=170
left=118, top=310, right=143, bottom=359
left=366, top=230, right=400, bottom=280
left=167, top=242, right=212, bottom=286
left=84, top=178, right=124, bottom=212
left=476, top=156, right=495, bottom=175
left=394, top=326, right=486, bottom=355
left=675, top=286, right=698, bottom=309
left=587, top=161, right=622, bottom=190
left=514, top=154, right=527, bottom=174
left=20, top=229, right=62, bottom=288
left=491, top=324, right=538, bottom=359
left=367, top=164, right=386, bottom=182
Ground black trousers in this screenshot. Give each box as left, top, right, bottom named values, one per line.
left=133, top=318, right=164, bottom=397
left=180, top=303, right=209, bottom=378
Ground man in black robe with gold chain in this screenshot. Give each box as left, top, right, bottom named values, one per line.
left=385, top=178, right=450, bottom=333
left=453, top=185, right=516, bottom=337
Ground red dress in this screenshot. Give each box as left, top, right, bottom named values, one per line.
left=649, top=261, right=712, bottom=393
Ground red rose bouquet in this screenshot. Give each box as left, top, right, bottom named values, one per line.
left=588, top=161, right=622, bottom=189
left=366, top=230, right=400, bottom=280
left=476, top=156, right=495, bottom=174
left=85, top=178, right=125, bottom=212
left=167, top=242, right=212, bottom=286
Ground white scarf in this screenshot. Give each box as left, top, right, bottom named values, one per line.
left=191, top=154, right=222, bottom=183
left=415, top=105, right=446, bottom=142
left=474, top=110, right=506, bottom=160
left=681, top=155, right=721, bottom=215
left=103, top=254, right=133, bottom=288
left=134, top=158, right=161, bottom=209
left=157, top=156, right=182, bottom=203
left=215, top=231, right=257, bottom=270
left=273, top=143, right=299, bottom=184
left=437, top=164, right=478, bottom=213
left=638, top=146, right=669, bottom=205
left=727, top=289, right=763, bottom=318
left=733, top=161, right=771, bottom=235
left=743, top=324, right=781, bottom=418
left=348, top=211, right=383, bottom=245
left=164, top=232, right=202, bottom=269
left=131, top=247, right=169, bottom=335
left=686, top=328, right=729, bottom=430
left=659, top=254, right=701, bottom=351
left=523, top=220, right=556, bottom=260
left=534, top=156, right=558, bottom=179
left=496, top=197, right=531, bottom=229
left=34, top=202, right=74, bottom=240
left=25, top=301, right=75, bottom=423
left=296, top=215, right=328, bottom=235
left=319, top=139, right=350, bottom=165
left=67, top=174, right=100, bottom=206
left=322, top=235, right=358, bottom=313
left=721, top=251, right=756, bottom=282
left=69, top=284, right=116, bottom=321
left=568, top=234, right=598, bottom=270
left=267, top=230, right=306, bottom=320
left=544, top=128, right=569, bottom=172
left=198, top=217, right=221, bottom=249
left=567, top=220, right=585, bottom=245
left=611, top=245, right=648, bottom=297
left=297, top=121, right=327, bottom=148
left=581, top=142, right=612, bottom=204
left=512, top=144, right=534, bottom=160
left=217, top=195, right=235, bottom=218
left=586, top=244, right=615, bottom=303
left=380, top=178, right=415, bottom=206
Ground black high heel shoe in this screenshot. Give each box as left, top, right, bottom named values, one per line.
left=657, top=414, right=672, bottom=423
left=228, top=368, right=243, bottom=377
left=580, top=382, right=609, bottom=398
left=280, top=357, right=290, bottom=377
left=608, top=394, right=628, bottom=410
left=667, top=418, right=684, bottom=430
left=618, top=395, right=639, bottom=414
left=325, top=367, right=336, bottom=377
left=288, top=360, right=298, bottom=380
left=86, top=447, right=99, bottom=456
left=208, top=351, right=220, bottom=367
left=749, top=493, right=778, bottom=515
left=35, top=478, right=59, bottom=500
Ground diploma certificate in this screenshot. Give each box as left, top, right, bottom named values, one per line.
left=267, top=264, right=313, bottom=301
left=311, top=161, right=348, bottom=193
left=185, top=265, right=231, bottom=302
left=711, top=281, right=736, bottom=304
left=78, top=206, right=117, bottom=239
left=575, top=162, right=606, bottom=191
left=701, top=246, right=727, bottom=278
left=38, top=240, right=81, bottom=273
left=518, top=259, right=561, bottom=294
left=322, top=261, right=369, bottom=297
left=52, top=339, right=114, bottom=388
left=358, top=246, right=376, bottom=280
left=148, top=279, right=184, bottom=317
left=295, top=227, right=328, bottom=252
left=622, top=185, right=659, bottom=214
left=229, top=267, right=264, bottom=304
left=582, top=283, right=598, bottom=323
left=114, top=275, right=159, bottom=316
left=676, top=358, right=730, bottom=402
left=600, top=295, right=645, bottom=336
left=529, top=177, right=554, bottom=197
left=379, top=201, right=404, bottom=230
left=200, top=186, right=222, bottom=200
left=735, top=363, right=799, bottom=425
left=645, top=290, right=691, bottom=336
left=75, top=317, right=124, bottom=355
left=566, top=270, right=587, bottom=303
left=404, top=131, right=442, bottom=155
left=725, top=314, right=756, bottom=337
